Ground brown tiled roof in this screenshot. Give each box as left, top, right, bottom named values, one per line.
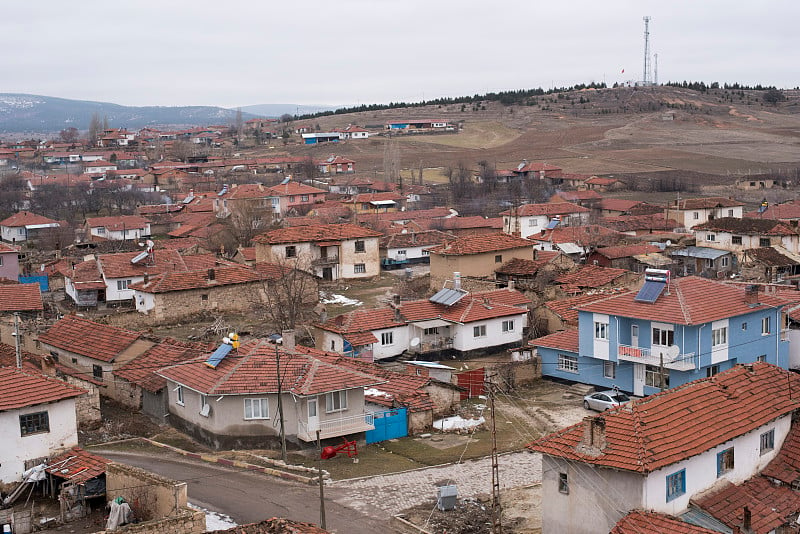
left=745, top=201, right=800, bottom=220
left=470, top=288, right=531, bottom=307
left=529, top=329, right=579, bottom=352
left=744, top=247, right=798, bottom=267
left=157, top=341, right=383, bottom=396
left=672, top=196, right=745, bottom=209
left=136, top=204, right=184, bottom=215
left=316, top=308, right=405, bottom=336
left=528, top=363, right=800, bottom=473
left=252, top=262, right=296, bottom=280
left=0, top=211, right=60, bottom=227
left=534, top=224, right=623, bottom=246
left=380, top=230, right=453, bottom=249
left=611, top=511, right=718, bottom=534
left=46, top=447, right=111, bottom=485
left=499, top=202, right=589, bottom=217
left=555, top=265, right=633, bottom=289
left=545, top=292, right=627, bottom=323
left=350, top=192, right=405, bottom=203
left=68, top=259, right=106, bottom=290
left=0, top=284, right=43, bottom=312
left=694, top=217, right=797, bottom=236
left=597, top=198, right=641, bottom=212
left=399, top=294, right=527, bottom=324
left=238, top=247, right=256, bottom=261
left=85, top=215, right=149, bottom=231
left=761, top=421, right=800, bottom=484
left=97, top=249, right=188, bottom=279
left=578, top=276, right=789, bottom=325
left=594, top=244, right=661, bottom=259
left=267, top=182, right=326, bottom=197
left=599, top=214, right=680, bottom=233
left=428, top=233, right=532, bottom=255
left=130, top=265, right=261, bottom=293
left=0, top=242, right=18, bottom=253
left=0, top=366, right=85, bottom=411
left=211, top=517, right=329, bottom=534
left=115, top=339, right=215, bottom=393
left=692, top=476, right=800, bottom=534
left=253, top=223, right=382, bottom=245
left=355, top=207, right=453, bottom=223
left=38, top=315, right=141, bottom=363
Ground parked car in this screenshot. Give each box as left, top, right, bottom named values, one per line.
left=583, top=390, right=631, bottom=412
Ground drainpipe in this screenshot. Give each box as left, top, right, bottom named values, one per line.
left=698, top=324, right=706, bottom=372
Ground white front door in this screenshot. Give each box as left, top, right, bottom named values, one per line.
left=307, top=397, right=319, bottom=433
left=633, top=363, right=645, bottom=396
left=631, top=325, right=639, bottom=347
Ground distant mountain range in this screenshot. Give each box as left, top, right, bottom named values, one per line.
left=0, top=94, right=335, bottom=135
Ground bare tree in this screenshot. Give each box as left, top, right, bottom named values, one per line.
left=253, top=257, right=319, bottom=331
left=224, top=200, right=274, bottom=247
left=59, top=127, right=79, bottom=144
left=87, top=113, right=103, bottom=147
left=170, top=140, right=193, bottom=162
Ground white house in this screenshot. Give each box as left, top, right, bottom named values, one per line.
left=380, top=230, right=452, bottom=268
left=85, top=215, right=150, bottom=242
left=0, top=367, right=85, bottom=483
left=529, top=363, right=800, bottom=534
left=693, top=216, right=800, bottom=255
left=665, top=196, right=745, bottom=230
left=500, top=202, right=590, bottom=239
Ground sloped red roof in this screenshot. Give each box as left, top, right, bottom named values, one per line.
left=316, top=308, right=405, bottom=336
left=499, top=202, right=589, bottom=217
left=0, top=211, right=60, bottom=228
left=253, top=223, right=382, bottom=245
left=746, top=201, right=800, bottom=220
left=97, top=249, right=188, bottom=279
left=130, top=265, right=262, bottom=293
left=611, top=511, right=717, bottom=534
left=545, top=292, right=628, bottom=323
left=578, top=276, right=789, bottom=325
left=529, top=329, right=579, bottom=353
left=115, top=339, right=215, bottom=393
left=761, top=421, right=800, bottom=484
left=428, top=233, right=532, bottom=255
left=350, top=192, right=405, bottom=203
left=694, top=217, right=797, bottom=236
left=597, top=198, right=641, bottom=212
left=46, top=447, right=112, bottom=485
left=85, top=215, right=149, bottom=231
left=528, top=363, right=800, bottom=473
left=0, top=242, right=18, bottom=254
left=494, top=253, right=562, bottom=276
left=0, top=284, right=43, bottom=312
left=0, top=366, right=85, bottom=411
left=593, top=244, right=661, bottom=260
left=599, top=214, right=680, bottom=233
left=67, top=259, right=106, bottom=290
left=38, top=315, right=141, bottom=363
left=400, top=294, right=527, bottom=324
left=380, top=230, right=453, bottom=249
left=671, top=196, right=744, bottom=210
left=555, top=265, right=633, bottom=289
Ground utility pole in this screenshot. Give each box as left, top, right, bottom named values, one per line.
left=316, top=430, right=327, bottom=530
left=13, top=312, right=22, bottom=368
left=275, top=344, right=287, bottom=463
left=487, top=376, right=502, bottom=533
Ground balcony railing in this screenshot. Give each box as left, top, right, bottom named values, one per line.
left=297, top=412, right=374, bottom=442
left=617, top=344, right=698, bottom=371
left=311, top=255, right=340, bottom=266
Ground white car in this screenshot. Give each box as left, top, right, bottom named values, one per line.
left=583, top=390, right=631, bottom=412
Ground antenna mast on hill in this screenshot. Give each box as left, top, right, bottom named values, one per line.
left=642, top=16, right=652, bottom=86
left=654, top=53, right=659, bottom=86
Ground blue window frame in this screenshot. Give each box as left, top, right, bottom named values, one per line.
left=666, top=469, right=685, bottom=502
left=717, top=447, right=734, bottom=477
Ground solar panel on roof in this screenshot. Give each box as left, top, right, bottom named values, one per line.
left=182, top=193, right=195, bottom=204
left=205, top=343, right=233, bottom=369
left=130, top=251, right=149, bottom=264
left=429, top=288, right=468, bottom=306
left=634, top=280, right=666, bottom=303
left=546, top=219, right=560, bottom=230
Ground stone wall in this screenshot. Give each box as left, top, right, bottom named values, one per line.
left=62, top=374, right=102, bottom=427
left=90, top=507, right=205, bottom=534
left=106, top=463, right=188, bottom=522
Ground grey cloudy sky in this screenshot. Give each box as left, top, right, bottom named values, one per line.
left=3, top=0, right=797, bottom=109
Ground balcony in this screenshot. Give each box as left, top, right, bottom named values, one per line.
left=311, top=254, right=340, bottom=266
left=617, top=344, right=698, bottom=371
left=297, top=412, right=374, bottom=442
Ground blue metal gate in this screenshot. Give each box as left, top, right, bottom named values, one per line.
left=366, top=408, right=408, bottom=444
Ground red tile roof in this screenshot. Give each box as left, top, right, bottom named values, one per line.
left=599, top=214, right=680, bottom=233
left=350, top=192, right=406, bottom=203
left=380, top=230, right=453, bottom=249
left=253, top=223, right=382, bottom=245
left=316, top=308, right=405, bottom=337
left=578, top=276, right=789, bottom=325
left=0, top=366, right=85, bottom=411
left=555, top=265, right=633, bottom=290
left=745, top=201, right=800, bottom=220
left=97, top=249, right=189, bottom=279
left=760, top=421, right=800, bottom=484
left=428, top=233, right=532, bottom=256
left=671, top=197, right=745, bottom=210
left=157, top=341, right=383, bottom=396
left=597, top=198, right=641, bottom=212
left=0, top=242, right=18, bottom=254
left=38, top=315, right=141, bottom=363
left=85, top=215, right=149, bottom=231
left=67, top=259, right=106, bottom=290
left=46, top=447, right=112, bottom=485
left=0, top=284, right=43, bottom=312
left=694, top=217, right=797, bottom=236
left=593, top=244, right=661, bottom=260
left=494, top=253, right=562, bottom=276
left=0, top=211, right=60, bottom=228
left=499, top=202, right=589, bottom=217
left=533, top=224, right=623, bottom=246
left=130, top=265, right=262, bottom=293
left=545, top=293, right=627, bottom=323
left=611, top=511, right=718, bottom=534
left=528, top=363, right=800, bottom=473
left=399, top=293, right=527, bottom=324
left=115, top=339, right=216, bottom=393
left=529, top=329, right=579, bottom=353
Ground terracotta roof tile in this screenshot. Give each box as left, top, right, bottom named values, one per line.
left=115, top=339, right=215, bottom=393
left=67, top=259, right=106, bottom=290
left=0, top=284, right=43, bottom=312
left=350, top=192, right=406, bottom=203
left=555, top=265, right=633, bottom=289
left=46, top=447, right=112, bottom=485
left=694, top=217, right=797, bottom=236
left=744, top=247, right=797, bottom=266
left=85, top=215, right=149, bottom=231
left=529, top=329, right=579, bottom=353
left=97, top=249, right=188, bottom=279
left=528, top=363, right=800, bottom=473
left=130, top=265, right=261, bottom=293
left=599, top=214, right=680, bottom=233
left=745, top=201, right=800, bottom=220
left=499, top=201, right=589, bottom=217
left=315, top=308, right=405, bottom=336
left=494, top=253, right=561, bottom=276
left=380, top=230, right=454, bottom=249
left=400, top=294, right=527, bottom=324
left=611, top=511, right=718, bottom=534
left=428, top=233, right=532, bottom=255
left=0, top=211, right=60, bottom=227
left=761, top=421, right=800, bottom=484
left=0, top=366, right=85, bottom=411
left=671, top=197, right=745, bottom=210
left=594, top=244, right=661, bottom=259
left=38, top=315, right=141, bottom=363
left=545, top=292, right=629, bottom=323
left=253, top=223, right=382, bottom=245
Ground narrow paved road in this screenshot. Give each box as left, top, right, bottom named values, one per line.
left=97, top=450, right=393, bottom=534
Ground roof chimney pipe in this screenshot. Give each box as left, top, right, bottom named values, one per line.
left=453, top=272, right=461, bottom=290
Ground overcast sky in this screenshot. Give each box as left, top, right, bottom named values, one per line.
left=3, top=1, right=797, bottom=109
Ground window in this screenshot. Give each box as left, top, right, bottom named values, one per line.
left=20, top=411, right=49, bottom=436
left=495, top=255, right=502, bottom=263
left=717, top=447, right=734, bottom=476
left=381, top=331, right=394, bottom=345
left=473, top=325, right=487, bottom=338
left=666, top=470, right=686, bottom=501
left=742, top=322, right=748, bottom=331
left=757, top=354, right=767, bottom=362
left=301, top=195, right=309, bottom=202
left=354, top=240, right=365, bottom=253
left=326, top=390, right=347, bottom=412
left=396, top=250, right=407, bottom=256
left=712, top=326, right=728, bottom=347
left=762, top=317, right=771, bottom=335
left=721, top=256, right=730, bottom=267
left=422, top=249, right=430, bottom=256
left=201, top=294, right=208, bottom=301
left=97, top=227, right=106, bottom=235
left=728, top=209, right=734, bottom=217
left=732, top=235, right=742, bottom=245
left=706, top=234, right=716, bottom=242
left=354, top=263, right=366, bottom=274
left=176, top=386, right=184, bottom=406
left=760, top=238, right=770, bottom=247
left=558, top=473, right=569, bottom=494
left=645, top=365, right=669, bottom=388
left=557, top=354, right=578, bottom=373
left=92, top=364, right=103, bottom=380
left=285, top=245, right=296, bottom=258
left=0, top=256, right=2, bottom=266
left=693, top=212, right=699, bottom=220
left=290, top=196, right=296, bottom=202
left=706, top=365, right=720, bottom=377
left=652, top=327, right=674, bottom=346
left=331, top=340, right=336, bottom=351
left=594, top=321, right=609, bottom=340
left=603, top=361, right=616, bottom=379
left=244, top=398, right=269, bottom=419
left=760, top=429, right=775, bottom=455
left=18, top=228, right=25, bottom=235
left=117, top=279, right=130, bottom=290
left=529, top=219, right=538, bottom=227
left=502, top=320, right=514, bottom=333
left=424, top=327, right=439, bottom=336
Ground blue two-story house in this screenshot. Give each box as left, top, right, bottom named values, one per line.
left=532, top=275, right=790, bottom=395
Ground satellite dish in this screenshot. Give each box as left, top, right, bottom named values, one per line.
left=666, top=345, right=680, bottom=360
left=410, top=337, right=420, bottom=348
left=222, top=337, right=231, bottom=345
left=665, top=240, right=672, bottom=247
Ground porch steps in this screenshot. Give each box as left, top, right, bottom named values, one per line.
left=563, top=383, right=595, bottom=400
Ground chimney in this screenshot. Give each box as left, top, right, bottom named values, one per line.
left=207, top=268, right=215, bottom=281
left=41, top=355, right=57, bottom=377
left=742, top=506, right=751, bottom=533
left=281, top=329, right=295, bottom=350
left=533, top=248, right=538, bottom=260
left=508, top=279, right=515, bottom=291
left=577, top=415, right=607, bottom=455
left=744, top=284, right=759, bottom=305
left=453, top=272, right=461, bottom=290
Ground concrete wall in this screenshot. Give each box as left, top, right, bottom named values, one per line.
left=430, top=246, right=533, bottom=288
left=451, top=315, right=525, bottom=352
left=0, top=251, right=20, bottom=281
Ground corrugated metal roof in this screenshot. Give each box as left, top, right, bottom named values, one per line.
left=670, top=246, right=729, bottom=260
left=679, top=507, right=733, bottom=533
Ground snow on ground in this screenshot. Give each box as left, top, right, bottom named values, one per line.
left=364, top=387, right=393, bottom=399
left=188, top=503, right=237, bottom=531
left=433, top=416, right=486, bottom=431
left=320, top=292, right=363, bottom=306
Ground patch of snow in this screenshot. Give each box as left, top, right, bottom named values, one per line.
left=188, top=503, right=237, bottom=531
left=433, top=416, right=486, bottom=431
left=320, top=292, right=362, bottom=306
left=364, top=387, right=393, bottom=399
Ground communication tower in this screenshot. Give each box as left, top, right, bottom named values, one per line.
left=642, top=16, right=652, bottom=85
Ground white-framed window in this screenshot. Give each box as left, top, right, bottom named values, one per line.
left=97, top=227, right=106, bottom=235
left=175, top=386, right=184, bottom=406
left=396, top=250, right=407, bottom=256
left=244, top=398, right=269, bottom=419
left=422, top=249, right=430, bottom=256
left=693, top=212, right=699, bottom=220
left=529, top=218, right=538, bottom=227
left=728, top=209, right=734, bottom=217
left=652, top=327, right=674, bottom=346
left=757, top=354, right=767, bottom=362
left=354, top=263, right=366, bottom=274
left=557, top=354, right=578, bottom=373
left=326, top=390, right=347, bottom=413
left=645, top=365, right=669, bottom=388
left=706, top=234, right=716, bottom=242
left=603, top=361, right=616, bottom=379
left=721, top=256, right=730, bottom=267
left=424, top=327, right=439, bottom=335
left=712, top=326, right=728, bottom=347
left=301, top=195, right=309, bottom=202
left=760, top=429, right=775, bottom=455
left=594, top=321, right=609, bottom=340
left=502, top=320, right=515, bottom=333
left=117, top=279, right=130, bottom=290
left=473, top=325, right=487, bottom=338
left=762, top=316, right=771, bottom=335
left=18, top=228, right=25, bottom=235
left=381, top=331, right=394, bottom=345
